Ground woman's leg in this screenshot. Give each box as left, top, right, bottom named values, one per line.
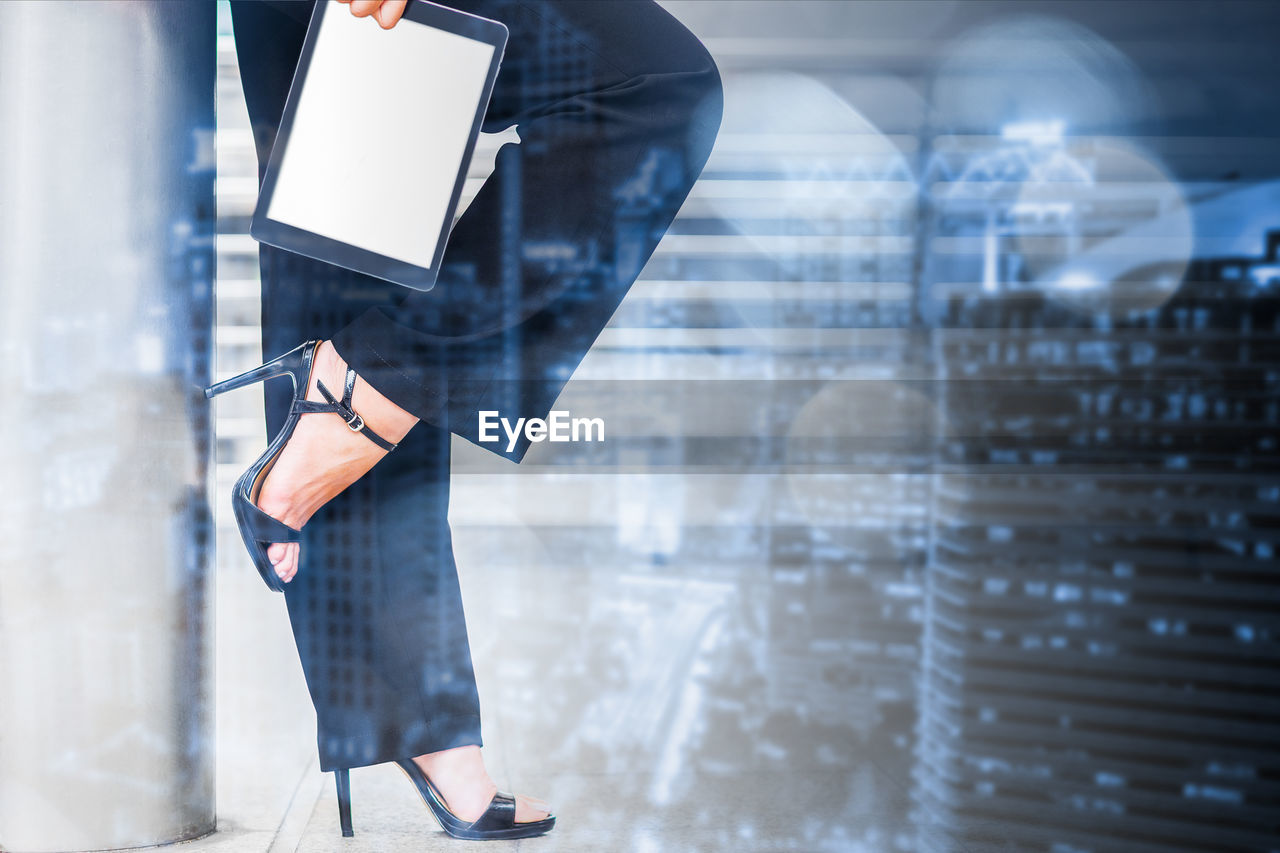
left=229, top=0, right=721, bottom=824
left=229, top=0, right=484, bottom=795
left=257, top=254, right=484, bottom=769
left=231, top=0, right=552, bottom=824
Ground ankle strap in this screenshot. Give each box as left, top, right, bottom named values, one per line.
left=292, top=368, right=398, bottom=452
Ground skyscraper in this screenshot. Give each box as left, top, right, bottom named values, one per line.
left=914, top=125, right=1280, bottom=852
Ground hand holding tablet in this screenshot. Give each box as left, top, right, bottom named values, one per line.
left=336, top=0, right=410, bottom=30
left=251, top=0, right=508, bottom=291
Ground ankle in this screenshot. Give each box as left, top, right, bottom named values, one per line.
left=414, top=744, right=485, bottom=775
left=315, top=341, right=418, bottom=444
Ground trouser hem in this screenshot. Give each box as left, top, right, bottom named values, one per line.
left=318, top=713, right=484, bottom=773
left=329, top=309, right=449, bottom=424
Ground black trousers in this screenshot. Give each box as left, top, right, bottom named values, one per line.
left=231, top=0, right=722, bottom=771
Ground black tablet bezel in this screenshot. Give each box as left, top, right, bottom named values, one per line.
left=249, top=0, right=508, bottom=292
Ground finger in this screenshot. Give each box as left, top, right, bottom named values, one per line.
left=348, top=0, right=382, bottom=17
left=374, top=0, right=408, bottom=28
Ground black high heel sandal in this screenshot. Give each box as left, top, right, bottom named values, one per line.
left=204, top=340, right=398, bottom=592
left=333, top=763, right=556, bottom=841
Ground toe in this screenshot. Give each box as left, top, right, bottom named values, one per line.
left=516, top=794, right=552, bottom=822
left=268, top=542, right=299, bottom=583
left=267, top=541, right=289, bottom=568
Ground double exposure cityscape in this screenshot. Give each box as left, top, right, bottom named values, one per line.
left=205, top=2, right=1280, bottom=851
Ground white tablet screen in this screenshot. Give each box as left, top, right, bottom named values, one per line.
left=266, top=7, right=496, bottom=268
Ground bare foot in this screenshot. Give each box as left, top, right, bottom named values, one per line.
left=255, top=340, right=418, bottom=583
left=413, top=745, right=552, bottom=824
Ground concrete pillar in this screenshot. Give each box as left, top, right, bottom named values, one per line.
left=0, top=1, right=216, bottom=849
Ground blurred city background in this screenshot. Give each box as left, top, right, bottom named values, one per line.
left=208, top=2, right=1280, bottom=851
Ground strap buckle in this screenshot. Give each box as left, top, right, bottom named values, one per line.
left=344, top=412, right=365, bottom=432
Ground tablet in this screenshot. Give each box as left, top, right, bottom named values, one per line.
left=250, top=0, right=508, bottom=291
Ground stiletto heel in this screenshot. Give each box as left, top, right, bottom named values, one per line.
left=204, top=340, right=399, bottom=592
left=205, top=343, right=309, bottom=398
left=393, top=758, right=555, bottom=840
left=335, top=768, right=354, bottom=838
